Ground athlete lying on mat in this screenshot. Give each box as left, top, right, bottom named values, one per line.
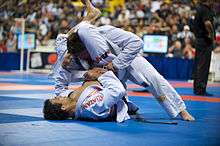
left=44, top=68, right=193, bottom=123
left=44, top=68, right=130, bottom=122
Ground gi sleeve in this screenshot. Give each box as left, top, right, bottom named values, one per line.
left=54, top=67, right=73, bottom=97
left=54, top=67, right=87, bottom=97
left=50, top=34, right=68, bottom=80
left=55, top=34, right=68, bottom=55
left=98, top=71, right=126, bottom=107
left=54, top=34, right=85, bottom=97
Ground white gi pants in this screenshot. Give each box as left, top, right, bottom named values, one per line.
left=118, top=55, right=186, bottom=118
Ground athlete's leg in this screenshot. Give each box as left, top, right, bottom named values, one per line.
left=82, top=0, right=101, bottom=23
left=127, top=56, right=195, bottom=121
left=67, top=0, right=101, bottom=36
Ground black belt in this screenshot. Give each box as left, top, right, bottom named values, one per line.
left=131, top=113, right=178, bottom=125
left=95, top=50, right=111, bottom=63
left=108, top=104, right=117, bottom=121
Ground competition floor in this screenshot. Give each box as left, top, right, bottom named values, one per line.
left=0, top=72, right=220, bottom=146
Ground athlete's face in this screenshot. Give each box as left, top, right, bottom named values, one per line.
left=51, top=96, right=78, bottom=115
left=50, top=97, right=70, bottom=111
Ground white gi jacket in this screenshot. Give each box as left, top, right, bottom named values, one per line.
left=75, top=71, right=130, bottom=122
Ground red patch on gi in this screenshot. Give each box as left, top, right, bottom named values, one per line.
left=83, top=95, right=104, bottom=109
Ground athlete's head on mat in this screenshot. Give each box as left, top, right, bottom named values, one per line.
left=43, top=68, right=107, bottom=120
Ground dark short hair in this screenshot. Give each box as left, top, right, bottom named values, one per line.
left=67, top=31, right=86, bottom=55
left=43, top=99, right=70, bottom=120
left=198, top=0, right=214, bottom=4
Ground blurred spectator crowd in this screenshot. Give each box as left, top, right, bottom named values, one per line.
left=0, top=0, right=220, bottom=59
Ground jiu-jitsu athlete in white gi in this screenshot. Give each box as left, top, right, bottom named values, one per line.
left=50, top=0, right=100, bottom=97
left=44, top=68, right=130, bottom=122
left=51, top=0, right=139, bottom=115
left=52, top=0, right=195, bottom=121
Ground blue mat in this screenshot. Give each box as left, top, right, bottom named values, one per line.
left=0, top=72, right=220, bottom=146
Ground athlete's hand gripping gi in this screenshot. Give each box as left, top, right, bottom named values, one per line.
left=84, top=67, right=108, bottom=81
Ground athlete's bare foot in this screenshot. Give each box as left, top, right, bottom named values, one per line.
left=180, top=110, right=195, bottom=121
left=82, top=0, right=101, bottom=22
